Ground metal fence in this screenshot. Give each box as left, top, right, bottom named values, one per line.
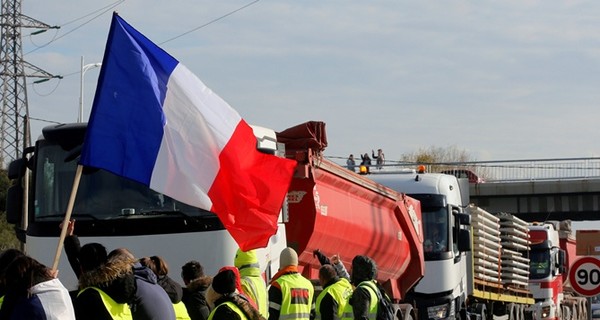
left=329, top=157, right=600, bottom=182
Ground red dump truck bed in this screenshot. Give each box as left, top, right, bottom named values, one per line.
left=277, top=122, right=424, bottom=300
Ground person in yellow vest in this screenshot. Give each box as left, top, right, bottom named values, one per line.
left=315, top=264, right=353, bottom=320
left=74, top=244, right=135, bottom=320
left=341, top=255, right=379, bottom=320
left=234, top=248, right=268, bottom=318
left=205, top=267, right=264, bottom=320
left=268, top=247, right=314, bottom=320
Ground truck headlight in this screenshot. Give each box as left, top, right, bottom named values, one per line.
left=541, top=306, right=551, bottom=318
left=427, top=304, right=450, bottom=319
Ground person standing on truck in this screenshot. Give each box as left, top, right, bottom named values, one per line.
left=372, top=149, right=385, bottom=170
left=360, top=153, right=372, bottom=174
left=181, top=261, right=212, bottom=320
left=346, top=154, right=356, bottom=172
left=234, top=249, right=268, bottom=318
left=315, top=264, right=353, bottom=320
left=268, top=247, right=314, bottom=320
left=205, top=267, right=264, bottom=320
left=341, top=255, right=379, bottom=320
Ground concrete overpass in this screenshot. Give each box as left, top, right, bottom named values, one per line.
left=469, top=178, right=600, bottom=222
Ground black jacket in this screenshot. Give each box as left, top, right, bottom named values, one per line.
left=75, top=257, right=136, bottom=320
left=182, top=276, right=211, bottom=320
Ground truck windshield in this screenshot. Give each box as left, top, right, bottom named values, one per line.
left=529, top=250, right=550, bottom=279
left=34, top=142, right=213, bottom=220
left=422, top=208, right=450, bottom=257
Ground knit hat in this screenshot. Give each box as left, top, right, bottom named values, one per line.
left=234, top=248, right=259, bottom=269
left=280, top=247, right=298, bottom=267
left=212, top=267, right=239, bottom=295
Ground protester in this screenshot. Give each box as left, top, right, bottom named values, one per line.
left=346, top=154, right=356, bottom=172
left=315, top=264, right=353, bottom=320
left=342, top=255, right=380, bottom=319
left=312, top=250, right=350, bottom=280
left=360, top=153, right=371, bottom=174
left=181, top=260, right=211, bottom=320
left=140, top=256, right=190, bottom=320
left=0, top=249, right=25, bottom=308
left=268, top=247, right=314, bottom=320
left=0, top=254, right=75, bottom=320
left=109, top=248, right=176, bottom=320
left=372, top=149, right=385, bottom=170
left=234, top=248, right=268, bottom=318
left=205, top=267, right=264, bottom=320
left=74, top=246, right=135, bottom=320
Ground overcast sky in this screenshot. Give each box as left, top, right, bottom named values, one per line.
left=21, top=0, right=600, bottom=163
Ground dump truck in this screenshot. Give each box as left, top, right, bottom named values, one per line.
left=6, top=121, right=424, bottom=319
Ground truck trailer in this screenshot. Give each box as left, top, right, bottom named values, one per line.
left=6, top=121, right=425, bottom=319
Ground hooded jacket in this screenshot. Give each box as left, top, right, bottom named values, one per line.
left=75, top=257, right=136, bottom=320
left=348, top=256, right=378, bottom=320
left=182, top=276, right=212, bottom=320
left=131, top=263, right=176, bottom=320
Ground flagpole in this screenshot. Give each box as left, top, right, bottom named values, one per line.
left=52, top=164, right=83, bottom=273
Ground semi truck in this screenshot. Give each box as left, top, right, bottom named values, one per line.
left=368, top=169, right=535, bottom=320
left=528, top=220, right=588, bottom=320
left=6, top=121, right=425, bottom=319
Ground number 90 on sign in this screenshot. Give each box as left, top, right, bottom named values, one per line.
left=569, top=257, right=600, bottom=297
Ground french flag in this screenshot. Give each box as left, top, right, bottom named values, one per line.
left=80, top=13, right=296, bottom=251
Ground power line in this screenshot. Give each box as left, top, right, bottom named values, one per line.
left=24, top=0, right=124, bottom=55
left=159, top=0, right=260, bottom=45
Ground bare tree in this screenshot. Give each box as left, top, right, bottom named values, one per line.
left=401, top=145, right=489, bottom=181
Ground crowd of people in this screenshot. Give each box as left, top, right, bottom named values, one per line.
left=0, top=221, right=388, bottom=320
left=346, top=149, right=385, bottom=173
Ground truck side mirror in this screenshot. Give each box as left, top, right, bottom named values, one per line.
left=6, top=184, right=23, bottom=225
left=7, top=158, right=26, bottom=180
left=558, top=249, right=566, bottom=273
left=454, top=212, right=471, bottom=226
left=458, top=228, right=471, bottom=252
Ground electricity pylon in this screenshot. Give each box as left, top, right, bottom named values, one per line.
left=0, top=0, right=60, bottom=168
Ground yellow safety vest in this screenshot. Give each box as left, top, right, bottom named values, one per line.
left=275, top=273, right=314, bottom=320
left=340, top=280, right=378, bottom=320
left=78, top=286, right=133, bottom=320
left=173, top=301, right=191, bottom=320
left=0, top=295, right=3, bottom=308
left=315, top=278, right=353, bottom=320
left=241, top=274, right=268, bottom=318
left=207, top=301, right=248, bottom=320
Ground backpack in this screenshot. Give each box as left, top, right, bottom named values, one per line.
left=361, top=281, right=395, bottom=320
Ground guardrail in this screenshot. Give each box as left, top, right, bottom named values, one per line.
left=328, top=157, right=600, bottom=182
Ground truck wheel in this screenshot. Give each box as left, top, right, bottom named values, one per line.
left=474, top=303, right=487, bottom=320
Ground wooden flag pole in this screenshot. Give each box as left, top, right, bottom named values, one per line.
left=52, top=164, right=84, bottom=273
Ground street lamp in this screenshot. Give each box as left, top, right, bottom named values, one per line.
left=79, top=56, right=102, bottom=123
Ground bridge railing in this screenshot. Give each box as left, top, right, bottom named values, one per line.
left=330, top=157, right=600, bottom=182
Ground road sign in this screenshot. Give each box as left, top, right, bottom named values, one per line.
left=569, top=256, right=600, bottom=297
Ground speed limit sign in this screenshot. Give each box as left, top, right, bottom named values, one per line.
left=569, top=256, right=600, bottom=296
